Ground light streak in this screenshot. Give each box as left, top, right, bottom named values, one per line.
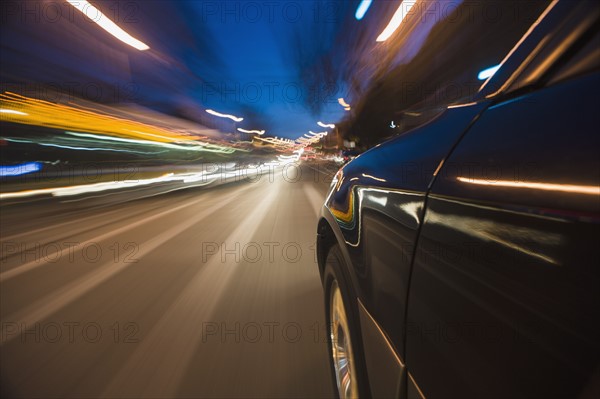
left=317, top=121, right=335, bottom=128
left=338, top=98, right=350, bottom=108
left=355, top=0, right=373, bottom=20
left=0, top=162, right=41, bottom=177
left=457, top=177, right=599, bottom=196
left=205, top=109, right=243, bottom=122
left=376, top=0, right=418, bottom=42
left=477, top=65, right=501, bottom=80
left=237, top=128, right=265, bottom=135
left=66, top=0, right=149, bottom=50
left=0, top=109, right=28, bottom=116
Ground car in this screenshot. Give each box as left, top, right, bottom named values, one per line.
left=316, top=1, right=600, bottom=398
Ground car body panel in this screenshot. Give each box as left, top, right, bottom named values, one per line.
left=319, top=103, right=488, bottom=380
left=358, top=298, right=405, bottom=398
left=406, top=72, right=600, bottom=398
left=317, top=1, right=600, bottom=397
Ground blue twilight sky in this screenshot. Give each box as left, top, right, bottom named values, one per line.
left=0, top=0, right=373, bottom=139
left=0, top=0, right=358, bottom=139
left=186, top=1, right=352, bottom=138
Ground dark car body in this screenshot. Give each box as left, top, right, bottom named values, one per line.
left=316, top=1, right=600, bottom=398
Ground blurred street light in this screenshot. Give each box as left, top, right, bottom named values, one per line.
left=338, top=98, right=351, bottom=111
left=376, top=0, right=418, bottom=42
left=317, top=121, right=335, bottom=128
left=478, top=64, right=501, bottom=80
left=205, top=109, right=243, bottom=122
left=237, top=128, right=265, bottom=135
left=355, top=0, right=373, bottom=21
left=66, top=0, right=150, bottom=50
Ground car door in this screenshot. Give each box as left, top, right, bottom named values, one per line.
left=404, top=10, right=600, bottom=398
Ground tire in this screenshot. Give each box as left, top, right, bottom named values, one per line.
left=323, top=244, right=370, bottom=399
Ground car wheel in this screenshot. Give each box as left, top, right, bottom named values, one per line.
left=324, top=244, right=369, bottom=398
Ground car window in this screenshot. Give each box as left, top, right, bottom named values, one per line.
left=546, top=26, right=600, bottom=85
left=505, top=1, right=599, bottom=94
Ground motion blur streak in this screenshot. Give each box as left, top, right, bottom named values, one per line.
left=205, top=109, right=244, bottom=122
left=1, top=173, right=178, bottom=200
left=0, top=164, right=334, bottom=397
left=0, top=109, right=28, bottom=116
left=0, top=164, right=280, bottom=200
left=456, top=177, right=600, bottom=195
left=337, top=98, right=350, bottom=108
left=62, top=132, right=236, bottom=154
left=0, top=162, right=41, bottom=177
left=65, top=0, right=150, bottom=50
left=0, top=92, right=193, bottom=143
left=237, top=128, right=265, bottom=135
left=477, top=65, right=501, bottom=80
left=317, top=122, right=335, bottom=129
left=0, top=192, right=220, bottom=283
left=0, top=186, right=251, bottom=343
left=355, top=0, right=373, bottom=21
left=376, top=0, right=419, bottom=42
left=103, top=182, right=280, bottom=397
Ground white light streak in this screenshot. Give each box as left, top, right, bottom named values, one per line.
left=317, top=121, right=335, bottom=128
left=66, top=0, right=150, bottom=50
left=376, top=0, right=418, bottom=42
left=237, top=128, right=265, bottom=135
left=206, top=109, right=243, bottom=122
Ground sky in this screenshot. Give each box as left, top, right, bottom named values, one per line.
left=0, top=0, right=357, bottom=140
left=186, top=1, right=352, bottom=138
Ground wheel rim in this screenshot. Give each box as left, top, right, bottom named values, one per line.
left=330, top=280, right=359, bottom=399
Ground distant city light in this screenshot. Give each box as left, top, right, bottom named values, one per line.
left=317, top=121, right=335, bottom=128
left=478, top=64, right=501, bottom=80
left=355, top=0, right=373, bottom=20
left=66, top=0, right=150, bottom=51
left=206, top=109, right=244, bottom=122
left=376, top=0, right=418, bottom=42
left=237, top=128, right=265, bottom=135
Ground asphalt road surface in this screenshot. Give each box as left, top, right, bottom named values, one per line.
left=0, top=162, right=337, bottom=398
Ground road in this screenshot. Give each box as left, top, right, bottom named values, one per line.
left=0, top=162, right=337, bottom=398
